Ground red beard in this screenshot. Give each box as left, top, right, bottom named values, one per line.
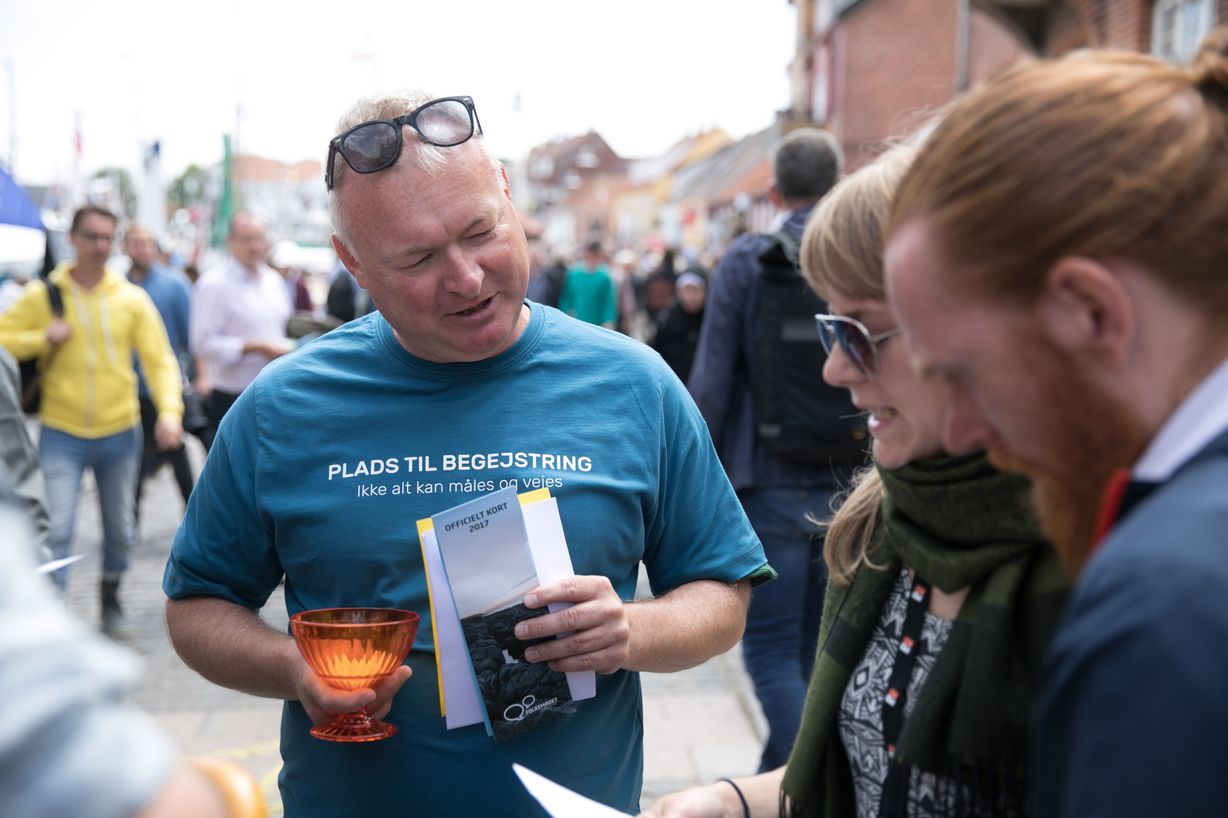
left=985, top=341, right=1148, bottom=576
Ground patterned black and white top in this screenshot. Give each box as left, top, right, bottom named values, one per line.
left=837, top=566, right=955, bottom=818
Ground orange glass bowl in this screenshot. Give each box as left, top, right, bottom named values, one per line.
left=289, top=607, right=420, bottom=742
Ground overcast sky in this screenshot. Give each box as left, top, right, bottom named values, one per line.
left=0, top=0, right=796, bottom=187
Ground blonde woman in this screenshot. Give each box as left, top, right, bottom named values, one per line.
left=642, top=144, right=1067, bottom=818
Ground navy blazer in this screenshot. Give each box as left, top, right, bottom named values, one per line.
left=1033, top=428, right=1228, bottom=817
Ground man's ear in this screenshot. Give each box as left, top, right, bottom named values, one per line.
left=332, top=234, right=367, bottom=289
left=497, top=162, right=512, bottom=199
left=767, top=182, right=783, bottom=209
left=1038, top=257, right=1133, bottom=365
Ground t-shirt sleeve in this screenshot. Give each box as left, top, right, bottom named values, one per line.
left=641, top=369, right=767, bottom=595
left=162, top=386, right=284, bottom=607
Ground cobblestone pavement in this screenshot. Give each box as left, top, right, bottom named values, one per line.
left=61, top=438, right=766, bottom=814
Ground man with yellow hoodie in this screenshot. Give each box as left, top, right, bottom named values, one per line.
left=0, top=205, right=183, bottom=633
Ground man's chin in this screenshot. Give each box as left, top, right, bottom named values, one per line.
left=986, top=446, right=1033, bottom=477
left=987, top=447, right=1101, bottom=575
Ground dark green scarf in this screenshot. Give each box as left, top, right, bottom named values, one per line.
left=780, top=453, right=1068, bottom=817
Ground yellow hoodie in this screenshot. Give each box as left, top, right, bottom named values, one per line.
left=0, top=263, right=183, bottom=438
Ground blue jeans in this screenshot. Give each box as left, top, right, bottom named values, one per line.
left=739, top=485, right=832, bottom=771
left=40, top=425, right=141, bottom=589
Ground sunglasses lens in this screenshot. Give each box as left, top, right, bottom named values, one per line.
left=415, top=98, right=474, bottom=147
left=342, top=121, right=401, bottom=173
left=837, top=322, right=875, bottom=374
left=815, top=319, right=837, bottom=356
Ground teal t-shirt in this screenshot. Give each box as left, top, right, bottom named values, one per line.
left=558, top=265, right=618, bottom=326
left=164, top=303, right=766, bottom=817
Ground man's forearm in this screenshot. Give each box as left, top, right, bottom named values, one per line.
left=165, top=596, right=301, bottom=700
left=624, top=579, right=750, bottom=672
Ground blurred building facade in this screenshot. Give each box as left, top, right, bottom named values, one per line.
left=228, top=155, right=330, bottom=247
left=789, top=0, right=1224, bottom=168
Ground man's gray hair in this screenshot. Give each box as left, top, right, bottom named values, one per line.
left=773, top=127, right=843, bottom=204
left=327, top=90, right=501, bottom=248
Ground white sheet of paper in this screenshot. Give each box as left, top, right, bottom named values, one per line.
left=523, top=498, right=597, bottom=702
left=34, top=554, right=84, bottom=576
left=421, top=528, right=484, bottom=730
left=423, top=496, right=596, bottom=729
left=513, top=764, right=633, bottom=818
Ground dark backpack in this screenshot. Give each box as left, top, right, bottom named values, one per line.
left=752, top=229, right=869, bottom=473
left=19, top=280, right=65, bottom=414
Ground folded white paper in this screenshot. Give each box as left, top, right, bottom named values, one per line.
left=514, top=764, right=633, bottom=818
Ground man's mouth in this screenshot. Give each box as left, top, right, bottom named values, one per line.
left=454, top=296, right=494, bottom=317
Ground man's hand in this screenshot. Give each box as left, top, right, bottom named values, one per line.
left=515, top=575, right=631, bottom=674
left=154, top=417, right=184, bottom=451
left=293, top=660, right=412, bottom=726
left=248, top=340, right=294, bottom=360
left=46, top=319, right=72, bottom=344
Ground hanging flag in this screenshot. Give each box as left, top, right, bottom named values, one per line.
left=140, top=140, right=167, bottom=240
left=211, top=134, right=234, bottom=248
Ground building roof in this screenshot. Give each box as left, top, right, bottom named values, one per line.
left=670, top=126, right=776, bottom=206
left=526, top=131, right=625, bottom=187
left=233, top=155, right=322, bottom=184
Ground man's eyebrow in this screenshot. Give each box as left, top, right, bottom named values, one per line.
left=384, top=244, right=433, bottom=264
left=463, top=210, right=497, bottom=233
left=381, top=209, right=501, bottom=265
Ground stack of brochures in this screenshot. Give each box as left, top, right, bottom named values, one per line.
left=418, top=485, right=596, bottom=741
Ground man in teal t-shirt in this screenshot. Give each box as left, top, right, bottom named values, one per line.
left=558, top=241, right=619, bottom=328
left=163, top=92, right=770, bottom=818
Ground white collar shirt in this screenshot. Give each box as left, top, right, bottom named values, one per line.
left=190, top=257, right=293, bottom=394
left=1133, top=354, right=1228, bottom=482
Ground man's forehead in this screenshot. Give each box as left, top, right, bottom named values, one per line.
left=77, top=213, right=115, bottom=232
left=350, top=165, right=503, bottom=256
left=884, top=221, right=999, bottom=376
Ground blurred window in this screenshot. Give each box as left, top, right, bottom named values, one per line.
left=1152, top=0, right=1217, bottom=64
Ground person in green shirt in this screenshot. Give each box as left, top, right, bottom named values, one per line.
left=558, top=241, right=618, bottom=328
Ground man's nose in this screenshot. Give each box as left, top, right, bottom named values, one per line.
left=441, top=246, right=483, bottom=296
left=942, top=388, right=996, bottom=455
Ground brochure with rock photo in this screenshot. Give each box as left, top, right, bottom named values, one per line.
left=432, top=485, right=575, bottom=742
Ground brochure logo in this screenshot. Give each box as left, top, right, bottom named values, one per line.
left=503, top=694, right=561, bottom=723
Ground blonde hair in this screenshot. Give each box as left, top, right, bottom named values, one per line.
left=891, top=28, right=1228, bottom=314
left=798, top=143, right=917, bottom=584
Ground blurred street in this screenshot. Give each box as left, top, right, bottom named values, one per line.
left=60, top=437, right=766, bottom=814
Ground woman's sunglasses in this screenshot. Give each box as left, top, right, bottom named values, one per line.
left=814, top=313, right=902, bottom=378
left=325, top=96, right=482, bottom=190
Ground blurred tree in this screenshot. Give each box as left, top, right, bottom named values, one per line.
left=211, top=135, right=234, bottom=249
left=169, top=164, right=208, bottom=210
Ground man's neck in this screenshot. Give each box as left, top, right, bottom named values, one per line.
left=69, top=263, right=105, bottom=291
left=234, top=257, right=260, bottom=277
left=128, top=263, right=150, bottom=283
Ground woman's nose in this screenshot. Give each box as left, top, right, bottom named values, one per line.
left=823, top=343, right=867, bottom=388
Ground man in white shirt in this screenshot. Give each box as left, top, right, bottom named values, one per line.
left=191, top=213, right=292, bottom=442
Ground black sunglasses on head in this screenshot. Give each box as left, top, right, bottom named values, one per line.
left=814, top=313, right=902, bottom=378
left=325, top=95, right=482, bottom=189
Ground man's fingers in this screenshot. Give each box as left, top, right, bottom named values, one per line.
left=523, top=574, right=612, bottom=608
left=515, top=603, right=591, bottom=641
left=524, top=625, right=615, bottom=663
left=367, top=665, right=412, bottom=719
